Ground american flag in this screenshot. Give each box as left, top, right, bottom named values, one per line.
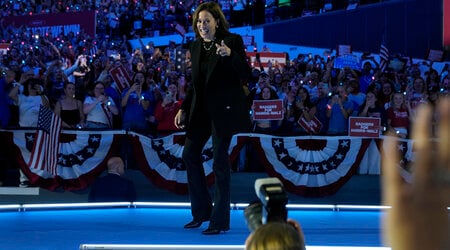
left=379, top=43, right=389, bottom=72
left=28, top=105, right=62, bottom=176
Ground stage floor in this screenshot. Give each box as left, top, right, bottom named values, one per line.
left=0, top=206, right=385, bottom=250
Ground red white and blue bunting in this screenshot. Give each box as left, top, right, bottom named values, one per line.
left=1, top=130, right=416, bottom=196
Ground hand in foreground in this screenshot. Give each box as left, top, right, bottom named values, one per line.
left=174, top=109, right=185, bottom=129
left=382, top=98, right=450, bottom=250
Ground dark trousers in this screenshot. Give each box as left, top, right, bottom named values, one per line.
left=182, top=132, right=232, bottom=229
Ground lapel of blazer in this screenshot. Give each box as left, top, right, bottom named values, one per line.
left=191, top=40, right=201, bottom=88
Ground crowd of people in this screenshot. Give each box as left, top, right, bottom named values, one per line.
left=1, top=0, right=448, bottom=139
left=0, top=1, right=449, bottom=248
left=1, top=25, right=449, bottom=139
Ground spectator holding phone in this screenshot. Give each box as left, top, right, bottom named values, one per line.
left=8, top=78, right=50, bottom=187
left=154, top=82, right=182, bottom=137
left=326, top=85, right=353, bottom=135
left=358, top=90, right=387, bottom=130
left=84, top=82, right=119, bottom=129
left=121, top=71, right=155, bottom=135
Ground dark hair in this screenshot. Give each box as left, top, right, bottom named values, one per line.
left=22, top=78, right=44, bottom=96
left=296, top=86, right=313, bottom=108
left=261, top=86, right=278, bottom=100
left=132, top=71, right=149, bottom=91
left=87, top=81, right=106, bottom=97
left=192, top=2, right=230, bottom=40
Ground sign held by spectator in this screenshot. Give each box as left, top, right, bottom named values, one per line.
left=0, top=43, right=9, bottom=55
left=333, top=54, right=361, bottom=71
left=337, top=44, right=352, bottom=56
left=298, top=116, right=322, bottom=134
left=252, top=99, right=283, bottom=120
left=246, top=52, right=286, bottom=71
left=109, top=65, right=131, bottom=93
left=426, top=49, right=444, bottom=62
left=348, top=117, right=381, bottom=138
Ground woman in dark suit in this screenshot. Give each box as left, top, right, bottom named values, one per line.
left=174, top=1, right=251, bottom=235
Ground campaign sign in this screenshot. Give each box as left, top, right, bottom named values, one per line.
left=0, top=43, right=9, bottom=55
left=298, top=116, right=322, bottom=134
left=246, top=52, right=287, bottom=71
left=348, top=117, right=381, bottom=138
left=334, top=54, right=361, bottom=71
left=337, top=44, right=352, bottom=56
left=252, top=99, right=283, bottom=120
left=109, top=65, right=131, bottom=93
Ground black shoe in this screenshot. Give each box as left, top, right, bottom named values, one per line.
left=19, top=181, right=30, bottom=188
left=183, top=220, right=203, bottom=229
left=202, top=227, right=228, bottom=235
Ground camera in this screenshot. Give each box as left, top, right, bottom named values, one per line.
left=244, top=178, right=288, bottom=232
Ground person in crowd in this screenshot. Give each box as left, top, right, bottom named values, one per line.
left=358, top=90, right=387, bottom=130
left=314, top=82, right=331, bottom=135
left=248, top=71, right=277, bottom=106
left=407, top=76, right=428, bottom=111
left=121, top=71, right=155, bottom=135
left=251, top=85, right=282, bottom=134
left=176, top=73, right=188, bottom=101
left=272, top=72, right=284, bottom=93
left=294, top=86, right=317, bottom=135
left=337, top=66, right=358, bottom=84
left=0, top=70, right=16, bottom=128
left=247, top=68, right=261, bottom=92
left=382, top=98, right=450, bottom=250
left=44, top=64, right=68, bottom=109
left=83, top=81, right=119, bottom=129
left=54, top=82, right=85, bottom=129
left=303, top=71, right=320, bottom=102
left=8, top=78, right=50, bottom=187
left=377, top=81, right=395, bottom=109
left=425, top=68, right=439, bottom=89
left=359, top=61, right=376, bottom=94
left=173, top=2, right=251, bottom=235
left=346, top=79, right=366, bottom=116
left=279, top=86, right=301, bottom=135
left=8, top=78, right=50, bottom=128
left=245, top=219, right=306, bottom=250
left=154, top=82, right=182, bottom=137
left=439, top=75, right=450, bottom=95
left=88, top=156, right=136, bottom=202
left=73, top=55, right=92, bottom=100
left=386, top=92, right=412, bottom=138
left=326, top=85, right=353, bottom=135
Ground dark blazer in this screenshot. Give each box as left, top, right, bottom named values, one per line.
left=181, top=33, right=252, bottom=138
left=88, top=173, right=136, bottom=202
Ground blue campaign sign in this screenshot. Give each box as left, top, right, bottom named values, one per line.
left=333, top=54, right=361, bottom=70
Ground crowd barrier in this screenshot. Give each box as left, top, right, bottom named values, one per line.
left=1, top=130, right=416, bottom=197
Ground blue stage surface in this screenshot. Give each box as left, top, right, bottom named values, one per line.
left=0, top=170, right=384, bottom=249
left=0, top=206, right=385, bottom=250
